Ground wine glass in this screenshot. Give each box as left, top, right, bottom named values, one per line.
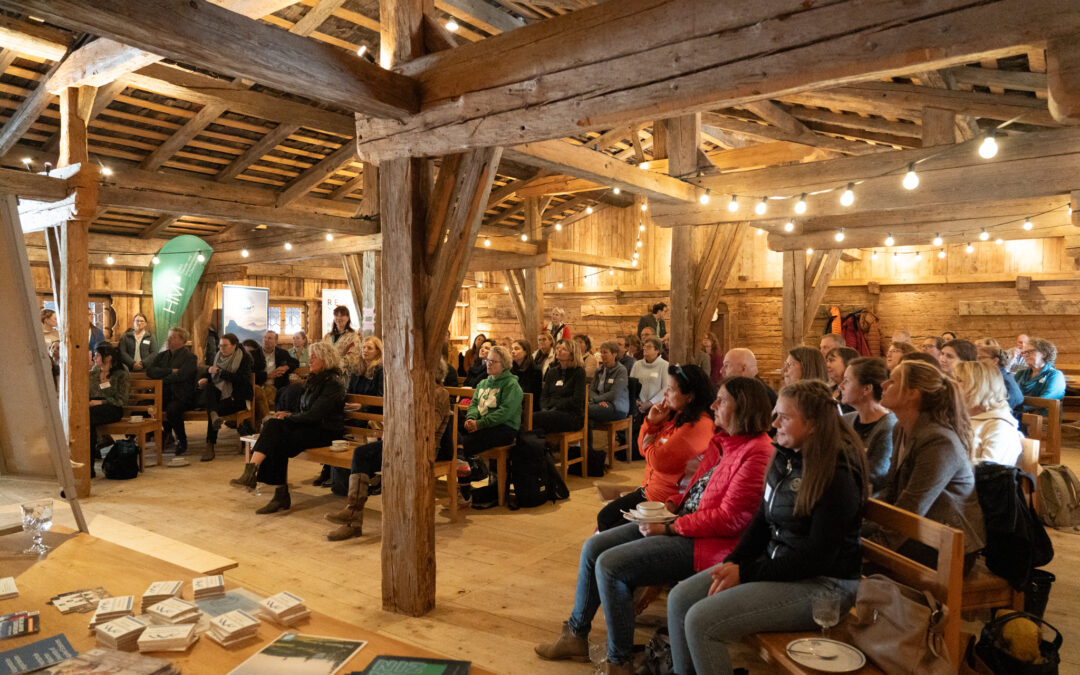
left=21, top=499, right=53, bottom=555
left=812, top=590, right=841, bottom=641
left=588, top=642, right=606, bottom=675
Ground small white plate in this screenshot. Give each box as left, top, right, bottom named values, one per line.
left=622, top=510, right=676, bottom=524
left=785, top=638, right=865, bottom=672
left=329, top=444, right=351, bottom=453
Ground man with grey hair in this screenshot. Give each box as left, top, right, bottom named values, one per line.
left=1008, top=333, right=1030, bottom=375
left=721, top=347, right=778, bottom=410
left=147, top=327, right=198, bottom=461
left=819, top=333, right=846, bottom=358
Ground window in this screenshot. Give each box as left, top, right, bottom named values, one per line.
left=267, top=303, right=306, bottom=343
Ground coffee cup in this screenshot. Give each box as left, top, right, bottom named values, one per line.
left=129, top=415, right=143, bottom=423
left=331, top=440, right=348, bottom=450
left=636, top=501, right=666, bottom=517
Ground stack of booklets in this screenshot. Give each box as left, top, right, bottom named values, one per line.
left=42, top=648, right=179, bottom=674
left=95, top=615, right=149, bottom=651
left=0, top=610, right=39, bottom=639
left=88, top=595, right=135, bottom=630
left=140, top=581, right=183, bottom=612
left=0, top=577, right=17, bottom=600
left=145, top=597, right=201, bottom=625
left=206, top=609, right=260, bottom=647
left=137, top=624, right=198, bottom=653
left=192, top=574, right=225, bottom=600
left=258, top=591, right=309, bottom=626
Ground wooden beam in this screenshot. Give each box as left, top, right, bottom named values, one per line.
left=1048, top=35, right=1080, bottom=123
left=666, top=115, right=699, bottom=365
left=0, top=54, right=66, bottom=156
left=702, top=113, right=884, bottom=155
left=803, top=249, right=842, bottom=334
left=469, top=245, right=550, bottom=271
left=139, top=214, right=178, bottom=239
left=436, top=0, right=523, bottom=34
left=140, top=102, right=226, bottom=171
left=944, top=65, right=1047, bottom=94
left=959, top=300, right=1080, bottom=316
left=781, top=249, right=806, bottom=353
left=694, top=221, right=747, bottom=347
left=785, top=106, right=920, bottom=138
left=355, top=0, right=1079, bottom=159
left=216, top=123, right=299, bottom=182
left=276, top=143, right=358, bottom=208
left=45, top=39, right=160, bottom=93
left=0, top=166, right=71, bottom=201
left=289, top=0, right=347, bottom=35
left=519, top=197, right=544, bottom=342
left=921, top=107, right=957, bottom=147
left=8, top=0, right=420, bottom=118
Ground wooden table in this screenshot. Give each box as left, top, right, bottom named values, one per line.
left=1, top=528, right=495, bottom=673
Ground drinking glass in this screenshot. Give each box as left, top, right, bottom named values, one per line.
left=812, top=590, right=841, bottom=640
left=589, top=642, right=606, bottom=675
left=21, top=499, right=53, bottom=555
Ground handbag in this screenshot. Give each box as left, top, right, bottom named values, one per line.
left=974, top=611, right=1060, bottom=675
left=846, top=574, right=952, bottom=675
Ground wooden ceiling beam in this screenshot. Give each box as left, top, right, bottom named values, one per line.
left=288, top=0, right=348, bottom=35
left=783, top=106, right=921, bottom=138
left=768, top=216, right=1074, bottom=251
left=140, top=102, right=226, bottom=171
left=275, top=142, right=357, bottom=207
left=702, top=112, right=886, bottom=155
left=216, top=123, right=300, bottom=182
left=944, top=65, right=1047, bottom=94
left=138, top=214, right=178, bottom=239
left=4, top=0, right=419, bottom=118
left=435, top=0, right=524, bottom=34
left=356, top=0, right=1079, bottom=160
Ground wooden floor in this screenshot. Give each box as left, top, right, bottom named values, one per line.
left=3, top=425, right=1080, bottom=674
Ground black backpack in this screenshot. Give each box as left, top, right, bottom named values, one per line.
left=510, top=431, right=569, bottom=508
left=974, top=463, right=1053, bottom=589
left=102, top=439, right=141, bottom=480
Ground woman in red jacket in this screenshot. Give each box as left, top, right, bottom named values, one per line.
left=597, top=364, right=716, bottom=531
left=535, top=376, right=775, bottom=675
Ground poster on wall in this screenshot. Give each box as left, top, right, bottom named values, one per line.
left=321, top=288, right=358, bottom=338
left=151, top=235, right=213, bottom=344
left=222, top=284, right=269, bottom=343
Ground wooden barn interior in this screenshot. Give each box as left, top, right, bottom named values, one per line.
left=1, top=0, right=1080, bottom=673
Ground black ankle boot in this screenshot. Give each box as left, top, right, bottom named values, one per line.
left=312, top=464, right=332, bottom=486
left=256, top=486, right=291, bottom=514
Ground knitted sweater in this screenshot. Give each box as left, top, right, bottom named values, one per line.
left=630, top=356, right=669, bottom=405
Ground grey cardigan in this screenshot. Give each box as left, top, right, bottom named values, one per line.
left=879, top=413, right=985, bottom=553
left=589, top=362, right=629, bottom=417
left=842, top=410, right=896, bottom=497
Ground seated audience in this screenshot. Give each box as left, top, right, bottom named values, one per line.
left=615, top=335, right=636, bottom=375
left=41, top=308, right=59, bottom=345
left=461, top=345, right=523, bottom=458
left=147, top=328, right=198, bottom=459
left=877, top=360, right=985, bottom=569
left=891, top=329, right=911, bottom=344
left=1006, top=333, right=1030, bottom=375
left=839, top=357, right=896, bottom=495
left=546, top=306, right=572, bottom=341
left=975, top=341, right=1024, bottom=411
left=825, top=346, right=859, bottom=410
left=289, top=330, right=310, bottom=369
left=324, top=305, right=362, bottom=374
left=954, top=361, right=1023, bottom=466
left=1014, top=337, right=1066, bottom=412
left=574, top=334, right=598, bottom=381
left=721, top=347, right=777, bottom=409
left=885, top=340, right=916, bottom=371
left=666, top=380, right=870, bottom=675
left=347, top=336, right=384, bottom=397
left=698, top=332, right=724, bottom=385
left=534, top=332, right=556, bottom=377
left=232, top=342, right=346, bottom=513
left=118, top=313, right=157, bottom=372
left=920, top=336, right=943, bottom=361
left=627, top=332, right=643, bottom=361
left=587, top=341, right=629, bottom=451
left=262, top=331, right=299, bottom=406
left=630, top=337, right=669, bottom=455
left=324, top=364, right=453, bottom=540
left=638, top=301, right=669, bottom=339
left=242, top=339, right=270, bottom=424
left=819, top=333, right=846, bottom=358
left=782, top=346, right=827, bottom=386
left=535, top=377, right=774, bottom=672
left=458, top=333, right=488, bottom=379
left=197, top=333, right=253, bottom=462
left=534, top=339, right=587, bottom=434
left=88, top=308, right=106, bottom=354
left=89, top=343, right=130, bottom=478
left=939, top=338, right=977, bottom=375
left=942, top=330, right=958, bottom=342
left=462, top=339, right=493, bottom=388
left=597, top=365, right=715, bottom=531
left=496, top=336, right=513, bottom=350
left=510, top=339, right=542, bottom=411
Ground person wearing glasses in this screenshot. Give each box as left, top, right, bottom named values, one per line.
left=1014, top=337, right=1066, bottom=415
left=596, top=364, right=715, bottom=531
left=462, top=345, right=523, bottom=458
left=975, top=340, right=1024, bottom=411
left=534, top=339, right=587, bottom=435
left=884, top=340, right=916, bottom=372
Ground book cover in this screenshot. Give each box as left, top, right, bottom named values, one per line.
left=359, top=655, right=471, bottom=675
left=0, top=613, right=39, bottom=640
left=0, top=634, right=76, bottom=675
left=228, top=632, right=366, bottom=675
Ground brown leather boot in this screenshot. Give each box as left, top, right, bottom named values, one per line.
left=534, top=622, right=589, bottom=662
left=325, top=474, right=370, bottom=541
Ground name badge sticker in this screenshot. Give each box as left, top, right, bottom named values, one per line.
left=555, top=380, right=564, bottom=387
left=99, top=382, right=111, bottom=389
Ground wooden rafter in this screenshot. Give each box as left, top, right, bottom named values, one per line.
left=289, top=0, right=348, bottom=35
left=803, top=249, right=843, bottom=334
left=140, top=102, right=226, bottom=171
left=216, top=123, right=300, bottom=182
left=275, top=142, right=357, bottom=207
left=138, top=214, right=178, bottom=239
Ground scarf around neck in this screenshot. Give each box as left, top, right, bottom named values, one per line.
left=212, top=347, right=243, bottom=398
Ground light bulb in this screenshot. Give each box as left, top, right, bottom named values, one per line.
left=102, top=166, right=113, bottom=176
left=196, top=253, right=205, bottom=262
left=484, top=238, right=491, bottom=247
left=728, top=195, right=739, bottom=212
left=1023, top=218, right=1033, bottom=231
left=639, top=223, right=646, bottom=232
left=698, top=191, right=710, bottom=205
left=633, top=251, right=639, bottom=259
left=978, top=134, right=998, bottom=159
left=834, top=229, right=845, bottom=242
left=871, top=251, right=878, bottom=261
left=357, top=45, right=367, bottom=57
left=640, top=202, right=648, bottom=212
left=585, top=206, right=593, bottom=215
left=521, top=233, right=528, bottom=242
left=477, top=281, right=483, bottom=288
left=613, top=187, right=621, bottom=195
left=21, top=157, right=31, bottom=165
left=996, top=238, right=1004, bottom=245
left=915, top=252, right=922, bottom=262
left=794, top=193, right=807, bottom=215
left=932, top=234, right=943, bottom=246
left=284, top=242, right=292, bottom=250
left=503, top=284, right=509, bottom=291
left=938, top=249, right=946, bottom=259
left=902, top=164, right=919, bottom=190
left=784, top=221, right=794, bottom=233
left=639, top=161, right=650, bottom=170
left=445, top=20, right=459, bottom=32
left=241, top=249, right=249, bottom=258
left=557, top=282, right=564, bottom=289
left=893, top=252, right=899, bottom=259
left=631, top=259, right=638, bottom=266
left=754, top=198, right=767, bottom=215
left=884, top=235, right=895, bottom=247
left=325, top=233, right=334, bottom=241
left=636, top=240, right=643, bottom=248
left=151, top=256, right=160, bottom=265
left=965, top=243, right=974, bottom=254
left=840, top=183, right=855, bottom=207
left=806, top=248, right=813, bottom=255
left=106, top=254, right=115, bottom=265
left=757, top=228, right=765, bottom=236
left=979, top=229, right=989, bottom=241
left=554, top=223, right=562, bottom=231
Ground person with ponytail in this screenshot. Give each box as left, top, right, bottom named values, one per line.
left=877, top=360, right=985, bottom=570
left=666, top=380, right=870, bottom=675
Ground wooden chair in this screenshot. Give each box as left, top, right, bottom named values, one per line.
left=548, top=391, right=589, bottom=481
left=1021, top=396, right=1062, bottom=465
left=99, top=378, right=164, bottom=469
left=595, top=415, right=633, bottom=468
left=448, top=386, right=533, bottom=508
left=750, top=499, right=964, bottom=675
left=181, top=373, right=257, bottom=448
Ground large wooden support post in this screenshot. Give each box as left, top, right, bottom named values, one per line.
left=522, top=197, right=543, bottom=341
left=665, top=114, right=701, bottom=365
left=58, top=85, right=97, bottom=497
left=781, top=249, right=807, bottom=354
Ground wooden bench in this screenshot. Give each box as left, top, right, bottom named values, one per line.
left=99, top=377, right=164, bottom=469
left=595, top=415, right=632, bottom=468
left=548, top=392, right=589, bottom=481
left=181, top=373, right=258, bottom=444
left=449, top=387, right=533, bottom=508
left=1021, top=396, right=1062, bottom=465
left=750, top=499, right=964, bottom=674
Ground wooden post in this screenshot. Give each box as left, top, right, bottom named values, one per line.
left=522, top=197, right=543, bottom=341
left=665, top=114, right=700, bottom=365
left=781, top=249, right=807, bottom=354
left=922, top=107, right=957, bottom=146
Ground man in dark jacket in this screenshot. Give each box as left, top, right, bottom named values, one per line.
left=636, top=302, right=668, bottom=339
left=261, top=331, right=298, bottom=407
left=147, top=327, right=199, bottom=458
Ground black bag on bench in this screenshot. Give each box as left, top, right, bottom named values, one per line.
left=510, top=431, right=569, bottom=508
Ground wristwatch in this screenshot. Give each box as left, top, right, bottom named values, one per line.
left=664, top=523, right=675, bottom=536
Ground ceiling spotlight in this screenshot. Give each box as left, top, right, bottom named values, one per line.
left=755, top=197, right=768, bottom=215
left=1023, top=218, right=1033, bottom=231
left=101, top=166, right=113, bottom=176
left=840, top=183, right=855, bottom=207
left=979, top=228, right=990, bottom=241
left=484, top=238, right=491, bottom=247
left=728, top=195, right=739, bottom=212
left=902, top=163, right=919, bottom=190
left=794, top=193, right=807, bottom=215
left=783, top=221, right=794, bottom=233
left=554, top=223, right=562, bottom=231
left=325, top=233, right=334, bottom=241
left=978, top=133, right=998, bottom=159
left=357, top=45, right=367, bottom=57
left=639, top=161, right=650, bottom=170
left=151, top=256, right=160, bottom=265
left=613, top=187, right=621, bottom=195
left=520, top=233, right=528, bottom=242
left=284, top=242, right=292, bottom=250
left=996, top=238, right=1004, bottom=245
left=106, top=254, right=115, bottom=265
left=196, top=253, right=206, bottom=262
left=698, top=190, right=710, bottom=205
left=241, top=249, right=250, bottom=258
left=585, top=206, right=593, bottom=215
left=938, top=249, right=946, bottom=259
left=965, top=243, right=974, bottom=254
left=932, top=234, right=943, bottom=246
left=445, top=20, right=459, bottom=32
left=884, top=234, right=895, bottom=247
left=834, top=229, right=845, bottom=242
left=21, top=157, right=31, bottom=165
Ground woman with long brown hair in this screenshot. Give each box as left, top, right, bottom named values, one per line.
left=667, top=380, right=869, bottom=674
left=781, top=346, right=828, bottom=386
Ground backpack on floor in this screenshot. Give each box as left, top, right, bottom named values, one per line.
left=102, top=439, right=140, bottom=480
left=973, top=463, right=1053, bottom=589
left=510, top=432, right=569, bottom=508
left=1036, top=465, right=1080, bottom=530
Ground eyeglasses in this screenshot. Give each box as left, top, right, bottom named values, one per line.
left=483, top=358, right=498, bottom=365
left=1021, top=349, right=1038, bottom=356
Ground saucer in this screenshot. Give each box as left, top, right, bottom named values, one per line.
left=785, top=638, right=865, bottom=672
left=622, top=510, right=676, bottom=524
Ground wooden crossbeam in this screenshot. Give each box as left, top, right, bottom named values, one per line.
left=289, top=0, right=347, bottom=35
left=0, top=54, right=67, bottom=156
left=216, top=123, right=299, bottom=182
left=703, top=113, right=885, bottom=155
left=1048, top=35, right=1080, bottom=123
left=275, top=142, right=357, bottom=208
left=139, top=214, right=178, bottom=239
left=694, top=221, right=747, bottom=344
left=328, top=173, right=365, bottom=201
left=140, top=102, right=226, bottom=171
left=803, top=249, right=843, bottom=334
left=437, top=0, right=523, bottom=34
left=0, top=166, right=70, bottom=201
left=7, top=0, right=419, bottom=118
left=45, top=39, right=160, bottom=93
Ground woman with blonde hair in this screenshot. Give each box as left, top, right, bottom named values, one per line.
left=534, top=338, right=587, bottom=434
left=878, top=360, right=985, bottom=570
left=534, top=331, right=556, bottom=377
left=954, top=360, right=1023, bottom=466
left=347, top=336, right=384, bottom=397
left=546, top=306, right=571, bottom=341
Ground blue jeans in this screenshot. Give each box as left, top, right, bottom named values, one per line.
left=667, top=568, right=859, bottom=675
left=568, top=523, right=696, bottom=666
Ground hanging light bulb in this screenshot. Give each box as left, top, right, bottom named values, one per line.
left=756, top=228, right=765, bottom=236
left=794, top=193, right=807, bottom=215
left=902, top=163, right=919, bottom=190
left=884, top=234, right=895, bottom=247
left=106, top=254, right=115, bottom=265
left=840, top=183, right=855, bottom=207
left=613, top=187, right=621, bottom=195
left=557, top=281, right=564, bottom=289
left=151, top=256, right=160, bottom=265
left=636, top=239, right=643, bottom=248
left=608, top=269, right=614, bottom=276
left=893, top=252, right=899, bottom=260
left=503, top=284, right=509, bottom=291
left=995, top=238, right=1004, bottom=245
left=283, top=242, right=292, bottom=251
left=101, top=166, right=113, bottom=176
left=640, top=202, right=648, bottom=212
left=639, top=223, right=646, bottom=232
left=698, top=190, right=711, bottom=205
left=639, top=161, right=650, bottom=170
left=554, top=223, right=563, bottom=231
left=784, top=221, right=794, bottom=233
left=477, top=281, right=483, bottom=289
left=631, top=258, right=638, bottom=266
left=965, top=243, right=974, bottom=254
left=979, top=228, right=990, bottom=241
left=834, top=228, right=845, bottom=242
left=978, top=133, right=998, bottom=159
left=196, top=253, right=206, bottom=262
left=20, top=157, right=31, bottom=166
left=445, top=20, right=459, bottom=32
left=1023, top=217, right=1033, bottom=231
left=806, top=248, right=814, bottom=255
left=938, top=249, right=946, bottom=259
left=585, top=206, right=594, bottom=215
left=633, top=251, right=640, bottom=259
left=871, top=251, right=878, bottom=261
left=325, top=233, right=334, bottom=241
left=728, top=195, right=739, bottom=212
left=914, top=252, right=923, bottom=262
left=932, top=233, right=943, bottom=246
left=484, top=238, right=491, bottom=247
left=241, top=249, right=250, bottom=258
left=520, top=233, right=528, bottom=242
left=754, top=197, right=768, bottom=215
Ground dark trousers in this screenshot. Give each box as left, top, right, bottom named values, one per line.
left=253, top=418, right=338, bottom=486
left=163, top=394, right=190, bottom=453
left=597, top=486, right=647, bottom=532
left=350, top=439, right=383, bottom=477
left=587, top=403, right=624, bottom=451
left=276, top=382, right=304, bottom=412
left=461, top=423, right=517, bottom=458
left=533, top=410, right=584, bottom=435
left=203, top=384, right=248, bottom=443
left=89, top=403, right=123, bottom=459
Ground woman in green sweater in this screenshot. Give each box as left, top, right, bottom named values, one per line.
left=89, top=343, right=130, bottom=477
left=463, top=345, right=524, bottom=457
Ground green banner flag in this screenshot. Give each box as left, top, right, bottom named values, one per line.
left=151, top=235, right=213, bottom=345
